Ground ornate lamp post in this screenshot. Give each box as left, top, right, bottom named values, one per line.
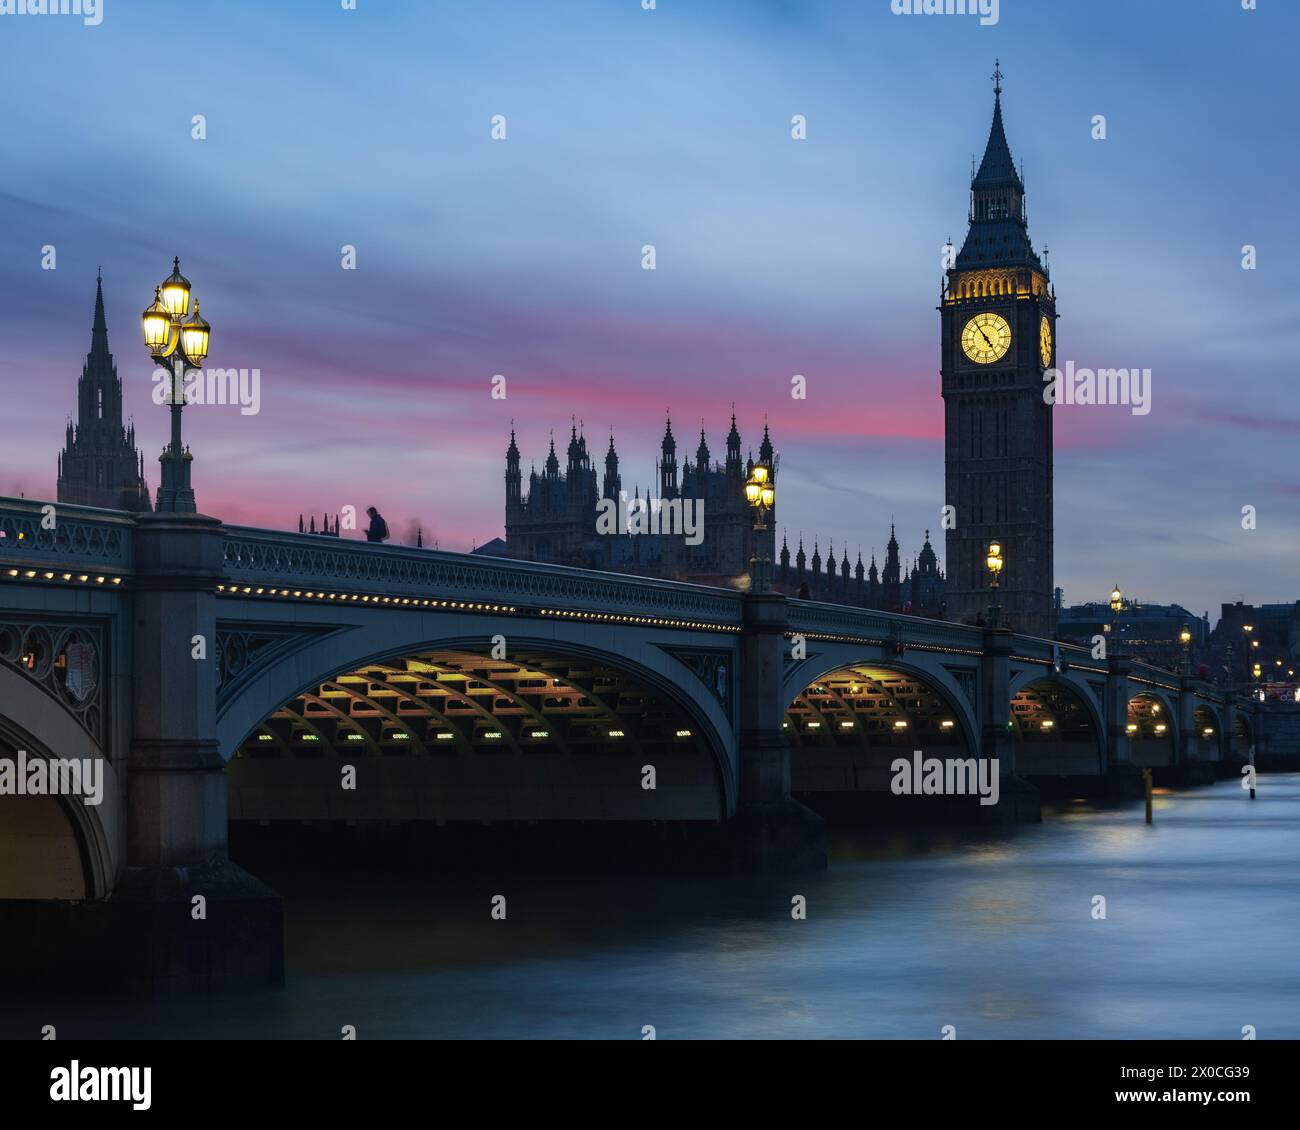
left=1179, top=624, right=1193, bottom=675
left=744, top=461, right=775, bottom=592
left=1109, top=583, right=1125, bottom=657
left=141, top=257, right=210, bottom=512
left=985, top=541, right=1003, bottom=627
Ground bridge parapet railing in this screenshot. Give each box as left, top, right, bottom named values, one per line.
left=221, top=527, right=745, bottom=627
left=0, top=497, right=134, bottom=573
left=1126, top=659, right=1185, bottom=694
left=1008, top=634, right=1101, bottom=671
left=787, top=599, right=986, bottom=653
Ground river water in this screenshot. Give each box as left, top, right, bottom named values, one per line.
left=6, top=773, right=1298, bottom=1040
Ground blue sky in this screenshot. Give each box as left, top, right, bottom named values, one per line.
left=0, top=0, right=1296, bottom=619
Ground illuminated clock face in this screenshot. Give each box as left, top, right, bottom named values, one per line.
left=961, top=312, right=1012, bottom=365
left=1039, top=315, right=1053, bottom=368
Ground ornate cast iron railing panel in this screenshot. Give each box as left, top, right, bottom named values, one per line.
left=0, top=498, right=134, bottom=573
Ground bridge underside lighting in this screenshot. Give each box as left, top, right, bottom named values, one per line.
left=1010, top=679, right=1096, bottom=743
left=236, top=647, right=712, bottom=763
left=1127, top=694, right=1177, bottom=740
left=787, top=664, right=966, bottom=750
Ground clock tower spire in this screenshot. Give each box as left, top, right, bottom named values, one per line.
left=941, top=66, right=1056, bottom=637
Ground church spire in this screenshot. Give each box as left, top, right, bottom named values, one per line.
left=57, top=271, right=151, bottom=512
left=90, top=266, right=110, bottom=361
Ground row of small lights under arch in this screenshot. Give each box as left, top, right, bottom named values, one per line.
left=539, top=607, right=740, bottom=632
left=255, top=726, right=695, bottom=746
left=215, top=582, right=740, bottom=633
left=795, top=630, right=984, bottom=658
left=787, top=717, right=962, bottom=733
left=4, top=567, right=122, bottom=586
left=216, top=583, right=518, bottom=614
left=788, top=718, right=1212, bottom=737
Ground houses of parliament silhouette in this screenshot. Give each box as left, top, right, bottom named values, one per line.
left=52, top=69, right=1055, bottom=634
left=498, top=416, right=945, bottom=616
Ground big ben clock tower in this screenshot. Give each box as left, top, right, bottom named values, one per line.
left=941, top=64, right=1056, bottom=638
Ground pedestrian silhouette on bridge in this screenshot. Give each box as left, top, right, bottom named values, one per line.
left=365, top=507, right=390, bottom=543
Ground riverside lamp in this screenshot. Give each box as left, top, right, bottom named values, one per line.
left=985, top=541, right=1003, bottom=627
left=142, top=257, right=210, bottom=512
left=1109, top=583, right=1125, bottom=657
left=744, top=461, right=775, bottom=591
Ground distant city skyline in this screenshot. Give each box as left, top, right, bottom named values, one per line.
left=1, top=0, right=1297, bottom=620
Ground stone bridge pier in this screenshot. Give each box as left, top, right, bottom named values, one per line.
left=734, top=592, right=827, bottom=870
left=94, top=515, right=281, bottom=993
left=33, top=514, right=284, bottom=993
left=979, top=627, right=1040, bottom=822
left=1105, top=656, right=1142, bottom=796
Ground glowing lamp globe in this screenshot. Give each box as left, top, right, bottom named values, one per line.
left=161, top=257, right=192, bottom=317
left=181, top=301, right=210, bottom=364
left=142, top=288, right=172, bottom=353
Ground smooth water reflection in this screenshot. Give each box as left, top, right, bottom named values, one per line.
left=5, top=774, right=1298, bottom=1039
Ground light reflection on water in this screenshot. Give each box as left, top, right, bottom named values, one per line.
left=5, top=773, right=1298, bottom=1039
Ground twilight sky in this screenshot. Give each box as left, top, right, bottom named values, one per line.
left=1, top=0, right=1296, bottom=621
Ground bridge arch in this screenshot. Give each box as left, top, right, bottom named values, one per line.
left=784, top=656, right=978, bottom=797
left=1007, top=674, right=1106, bottom=777
left=1193, top=704, right=1222, bottom=761
left=1127, top=690, right=1178, bottom=767
left=217, top=617, right=737, bottom=823
left=1235, top=712, right=1254, bottom=755
left=0, top=664, right=120, bottom=900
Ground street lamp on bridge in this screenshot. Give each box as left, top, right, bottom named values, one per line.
left=141, top=257, right=210, bottom=513
left=1108, top=583, right=1125, bottom=657
left=744, top=460, right=775, bottom=592
left=1179, top=624, right=1193, bottom=675
left=985, top=540, right=1003, bottom=628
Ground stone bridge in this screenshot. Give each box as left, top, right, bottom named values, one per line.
left=0, top=499, right=1260, bottom=988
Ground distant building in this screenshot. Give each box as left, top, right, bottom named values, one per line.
left=297, top=514, right=340, bottom=537
left=1208, top=601, right=1300, bottom=691
left=1058, top=599, right=1208, bottom=672
left=57, top=272, right=151, bottom=512
left=774, top=525, right=945, bottom=618
left=494, top=416, right=944, bottom=614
